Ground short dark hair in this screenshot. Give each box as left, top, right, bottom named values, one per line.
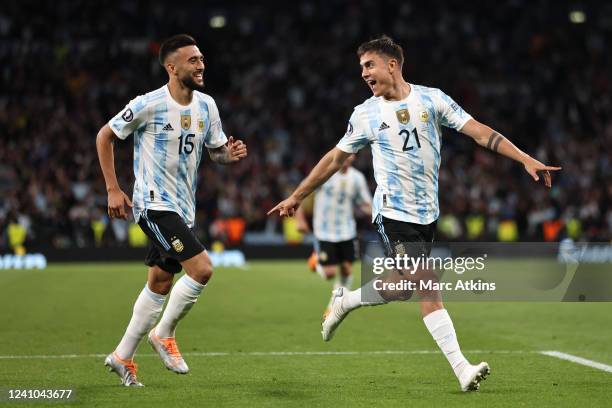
left=159, top=34, right=198, bottom=65
left=357, top=35, right=404, bottom=68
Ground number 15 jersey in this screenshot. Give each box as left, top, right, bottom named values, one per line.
left=108, top=85, right=227, bottom=227
left=336, top=84, right=472, bottom=225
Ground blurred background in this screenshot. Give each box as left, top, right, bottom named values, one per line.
left=0, top=0, right=610, bottom=257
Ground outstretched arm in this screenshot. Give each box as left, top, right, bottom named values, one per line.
left=268, top=147, right=352, bottom=217
left=460, top=118, right=561, bottom=188
left=208, top=136, right=247, bottom=164
left=96, top=124, right=133, bottom=219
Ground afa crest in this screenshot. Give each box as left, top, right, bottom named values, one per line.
left=171, top=237, right=184, bottom=253
left=396, top=109, right=410, bottom=125
left=181, top=114, right=191, bottom=130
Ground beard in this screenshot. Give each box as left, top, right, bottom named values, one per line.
left=181, top=73, right=205, bottom=92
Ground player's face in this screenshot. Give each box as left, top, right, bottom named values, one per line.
left=174, top=45, right=206, bottom=91
left=360, top=51, right=394, bottom=97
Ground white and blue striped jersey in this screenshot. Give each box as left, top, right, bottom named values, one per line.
left=108, top=85, right=227, bottom=227
left=313, top=167, right=372, bottom=242
left=336, top=84, right=472, bottom=225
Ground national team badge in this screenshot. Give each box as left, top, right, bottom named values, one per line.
left=181, top=114, right=191, bottom=130
left=396, top=109, right=410, bottom=124
left=198, top=119, right=204, bottom=132
left=420, top=110, right=429, bottom=122
left=171, top=237, right=184, bottom=253
left=319, top=251, right=328, bottom=262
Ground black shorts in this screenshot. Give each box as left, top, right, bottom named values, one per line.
left=374, top=214, right=436, bottom=257
left=138, top=209, right=205, bottom=274
left=314, top=239, right=359, bottom=266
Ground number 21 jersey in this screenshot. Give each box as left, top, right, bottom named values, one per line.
left=336, top=84, right=471, bottom=225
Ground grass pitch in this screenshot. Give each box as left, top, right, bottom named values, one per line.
left=1, top=261, right=611, bottom=407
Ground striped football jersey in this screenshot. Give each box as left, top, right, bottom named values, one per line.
left=336, top=84, right=472, bottom=225
left=108, top=85, right=227, bottom=227
left=313, top=167, right=372, bottom=242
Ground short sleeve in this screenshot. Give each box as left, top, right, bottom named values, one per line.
left=204, top=98, right=228, bottom=149
left=336, top=110, right=372, bottom=153
left=435, top=89, right=472, bottom=131
left=108, top=95, right=148, bottom=140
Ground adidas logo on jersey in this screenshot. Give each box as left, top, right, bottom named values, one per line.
left=162, top=123, right=174, bottom=131
left=379, top=122, right=390, bottom=131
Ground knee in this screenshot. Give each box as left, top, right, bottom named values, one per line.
left=190, top=255, right=213, bottom=284
left=324, top=270, right=336, bottom=280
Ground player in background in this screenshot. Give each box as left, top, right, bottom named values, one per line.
left=268, top=36, right=561, bottom=392
left=96, top=34, right=247, bottom=386
left=295, top=154, right=372, bottom=317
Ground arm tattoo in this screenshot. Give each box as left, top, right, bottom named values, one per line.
left=486, top=131, right=505, bottom=153
left=208, top=146, right=232, bottom=164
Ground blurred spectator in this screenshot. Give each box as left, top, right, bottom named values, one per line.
left=0, top=0, right=610, bottom=250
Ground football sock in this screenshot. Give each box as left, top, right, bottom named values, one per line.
left=115, top=284, right=166, bottom=360
left=423, top=308, right=469, bottom=377
left=316, top=264, right=328, bottom=280
left=337, top=274, right=353, bottom=289
left=155, top=274, right=205, bottom=338
left=341, top=278, right=388, bottom=311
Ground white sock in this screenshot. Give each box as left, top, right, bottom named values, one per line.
left=315, top=264, right=328, bottom=280
left=336, top=274, right=353, bottom=290
left=115, top=284, right=166, bottom=360
left=155, top=274, right=205, bottom=338
left=423, top=309, right=469, bottom=378
left=341, top=288, right=363, bottom=311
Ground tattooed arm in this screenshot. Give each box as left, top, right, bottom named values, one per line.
left=460, top=118, right=561, bottom=188
left=208, top=136, right=247, bottom=164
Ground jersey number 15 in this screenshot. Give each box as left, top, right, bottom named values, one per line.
left=178, top=134, right=195, bottom=155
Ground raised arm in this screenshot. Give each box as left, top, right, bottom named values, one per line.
left=268, top=147, right=352, bottom=217
left=460, top=118, right=561, bottom=188
left=96, top=124, right=133, bottom=219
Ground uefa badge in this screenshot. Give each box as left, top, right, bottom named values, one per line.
left=181, top=114, right=191, bottom=130
left=396, top=109, right=410, bottom=125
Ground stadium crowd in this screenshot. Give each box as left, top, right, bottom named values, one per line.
left=0, top=0, right=610, bottom=250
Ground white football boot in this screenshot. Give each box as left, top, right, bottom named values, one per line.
left=321, top=287, right=350, bottom=341
left=148, top=328, right=189, bottom=374
left=459, top=362, right=490, bottom=392
left=104, top=352, right=144, bottom=387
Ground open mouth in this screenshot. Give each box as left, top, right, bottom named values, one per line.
left=194, top=72, right=203, bottom=80
left=366, top=79, right=377, bottom=90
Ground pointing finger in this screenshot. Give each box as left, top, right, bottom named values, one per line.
left=267, top=204, right=281, bottom=216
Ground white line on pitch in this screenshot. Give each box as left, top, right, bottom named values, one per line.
left=540, top=351, right=612, bottom=373
left=0, top=350, right=532, bottom=360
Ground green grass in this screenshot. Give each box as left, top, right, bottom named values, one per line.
left=0, top=261, right=611, bottom=407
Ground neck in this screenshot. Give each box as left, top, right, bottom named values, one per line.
left=340, top=167, right=349, bottom=174
left=382, top=78, right=411, bottom=101
left=167, top=78, right=193, bottom=106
